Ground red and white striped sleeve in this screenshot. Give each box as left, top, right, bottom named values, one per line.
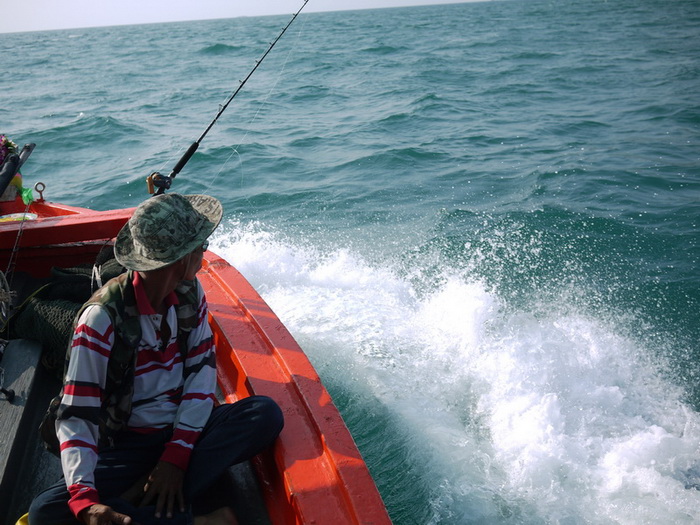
left=160, top=281, right=216, bottom=471
left=56, top=304, right=113, bottom=519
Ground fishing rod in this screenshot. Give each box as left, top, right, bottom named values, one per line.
left=148, top=0, right=310, bottom=195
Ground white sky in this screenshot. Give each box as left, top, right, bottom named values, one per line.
left=0, top=0, right=480, bottom=34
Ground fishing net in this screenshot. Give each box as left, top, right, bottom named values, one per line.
left=8, top=248, right=125, bottom=377
left=12, top=297, right=83, bottom=372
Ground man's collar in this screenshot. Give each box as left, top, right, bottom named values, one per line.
left=132, top=271, right=180, bottom=315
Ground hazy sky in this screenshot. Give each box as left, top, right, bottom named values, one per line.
left=1, top=0, right=479, bottom=34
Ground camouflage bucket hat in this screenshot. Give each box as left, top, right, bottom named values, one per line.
left=114, top=193, right=223, bottom=271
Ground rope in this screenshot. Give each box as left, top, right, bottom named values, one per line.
left=4, top=199, right=32, bottom=292
left=0, top=270, right=11, bottom=328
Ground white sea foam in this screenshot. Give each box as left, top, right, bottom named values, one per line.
left=212, top=221, right=700, bottom=524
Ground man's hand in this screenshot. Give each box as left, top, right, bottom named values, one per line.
left=140, top=460, right=186, bottom=519
left=79, top=503, right=133, bottom=525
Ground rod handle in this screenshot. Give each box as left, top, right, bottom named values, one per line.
left=169, top=141, right=199, bottom=179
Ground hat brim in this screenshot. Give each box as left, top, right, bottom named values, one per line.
left=114, top=194, right=223, bottom=272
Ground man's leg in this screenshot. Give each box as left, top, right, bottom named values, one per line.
left=94, top=430, right=167, bottom=497
left=28, top=480, right=80, bottom=525
left=28, top=431, right=167, bottom=525
left=185, top=396, right=283, bottom=508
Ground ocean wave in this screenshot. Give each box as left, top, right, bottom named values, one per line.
left=545, top=119, right=612, bottom=135
left=511, top=51, right=561, bottom=61
left=198, top=43, right=246, bottom=55
left=360, top=45, right=408, bottom=55
left=29, top=114, right=144, bottom=146
left=211, top=219, right=700, bottom=524
left=326, top=146, right=450, bottom=174
left=276, top=84, right=332, bottom=103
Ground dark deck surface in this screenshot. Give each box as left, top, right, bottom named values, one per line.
left=0, top=338, right=62, bottom=525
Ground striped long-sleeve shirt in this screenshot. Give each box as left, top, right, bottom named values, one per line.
left=56, top=273, right=216, bottom=518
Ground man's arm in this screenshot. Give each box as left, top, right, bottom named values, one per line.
left=160, top=282, right=217, bottom=472
left=80, top=504, right=133, bottom=525
left=56, top=305, right=114, bottom=519
left=140, top=282, right=216, bottom=518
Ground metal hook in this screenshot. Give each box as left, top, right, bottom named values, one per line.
left=34, top=181, right=46, bottom=201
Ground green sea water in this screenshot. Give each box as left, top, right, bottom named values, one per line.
left=1, top=0, right=699, bottom=522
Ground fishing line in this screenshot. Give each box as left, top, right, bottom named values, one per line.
left=206, top=12, right=310, bottom=195
left=148, top=0, right=310, bottom=196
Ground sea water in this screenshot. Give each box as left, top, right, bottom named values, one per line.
left=1, top=0, right=699, bottom=522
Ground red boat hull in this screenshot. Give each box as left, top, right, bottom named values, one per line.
left=0, top=195, right=390, bottom=524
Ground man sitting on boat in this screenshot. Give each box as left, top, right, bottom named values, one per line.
left=28, top=193, right=284, bottom=525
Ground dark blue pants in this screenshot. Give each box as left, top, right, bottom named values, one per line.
left=28, top=396, right=283, bottom=525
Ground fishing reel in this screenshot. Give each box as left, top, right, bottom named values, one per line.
left=146, top=171, right=172, bottom=195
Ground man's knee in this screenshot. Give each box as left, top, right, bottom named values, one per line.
left=28, top=485, right=73, bottom=525
left=253, top=395, right=284, bottom=437
left=215, top=395, right=284, bottom=441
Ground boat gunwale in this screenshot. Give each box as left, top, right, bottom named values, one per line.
left=200, top=254, right=391, bottom=524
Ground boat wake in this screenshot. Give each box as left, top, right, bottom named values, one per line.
left=211, top=219, right=700, bottom=525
